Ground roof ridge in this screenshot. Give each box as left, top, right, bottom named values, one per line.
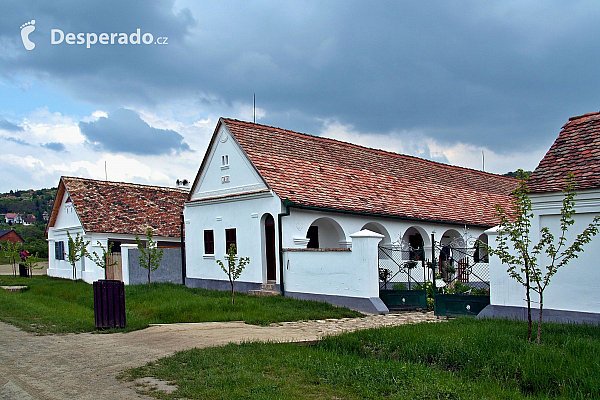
left=61, top=176, right=188, bottom=193
left=568, top=111, right=600, bottom=121
left=221, top=118, right=516, bottom=182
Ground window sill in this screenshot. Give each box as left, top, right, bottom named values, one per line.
left=203, top=254, right=215, bottom=259
left=221, top=165, right=229, bottom=170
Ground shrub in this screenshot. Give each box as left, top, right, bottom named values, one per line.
left=392, top=283, right=407, bottom=290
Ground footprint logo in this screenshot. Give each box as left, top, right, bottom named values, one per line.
left=20, top=20, right=36, bottom=51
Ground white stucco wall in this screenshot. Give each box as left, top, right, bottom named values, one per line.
left=184, top=191, right=283, bottom=285
left=280, top=208, right=488, bottom=256
left=488, top=188, right=600, bottom=314
left=284, top=231, right=382, bottom=299
left=189, top=124, right=268, bottom=201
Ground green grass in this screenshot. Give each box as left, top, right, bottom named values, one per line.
left=0, top=275, right=362, bottom=334
left=123, top=318, right=600, bottom=399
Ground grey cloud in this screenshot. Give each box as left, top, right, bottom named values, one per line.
left=3, top=1, right=600, bottom=155
left=0, top=116, right=23, bottom=132
left=41, top=142, right=66, bottom=151
left=2, top=136, right=31, bottom=146
left=78, top=108, right=191, bottom=155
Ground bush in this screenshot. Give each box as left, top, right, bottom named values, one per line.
left=469, top=287, right=490, bottom=296
left=445, top=281, right=471, bottom=294
left=426, top=297, right=434, bottom=310
left=392, top=283, right=407, bottom=290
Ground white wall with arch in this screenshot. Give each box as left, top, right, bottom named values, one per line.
left=281, top=208, right=489, bottom=255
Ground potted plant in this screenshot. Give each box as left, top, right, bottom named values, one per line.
left=404, top=260, right=418, bottom=290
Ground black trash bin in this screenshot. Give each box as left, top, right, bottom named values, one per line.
left=19, top=263, right=29, bottom=277
left=93, top=280, right=126, bottom=329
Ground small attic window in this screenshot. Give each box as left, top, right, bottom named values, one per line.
left=221, top=155, right=229, bottom=170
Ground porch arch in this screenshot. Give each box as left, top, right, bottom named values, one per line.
left=401, top=226, right=429, bottom=260
left=474, top=233, right=489, bottom=263
left=305, top=217, right=346, bottom=249
left=439, top=228, right=467, bottom=262
left=361, top=222, right=391, bottom=244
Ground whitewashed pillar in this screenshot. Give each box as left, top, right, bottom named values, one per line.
left=349, top=229, right=384, bottom=299
left=121, top=244, right=137, bottom=285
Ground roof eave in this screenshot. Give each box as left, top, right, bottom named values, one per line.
left=281, top=199, right=494, bottom=229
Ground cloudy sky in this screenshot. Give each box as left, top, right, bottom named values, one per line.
left=1, top=0, right=600, bottom=192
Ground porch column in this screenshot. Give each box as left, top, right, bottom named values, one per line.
left=121, top=244, right=137, bottom=285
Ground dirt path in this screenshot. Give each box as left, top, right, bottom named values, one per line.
left=0, top=262, right=48, bottom=276
left=0, top=312, right=439, bottom=399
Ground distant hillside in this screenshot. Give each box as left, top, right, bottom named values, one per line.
left=0, top=187, right=57, bottom=221
left=0, top=187, right=57, bottom=259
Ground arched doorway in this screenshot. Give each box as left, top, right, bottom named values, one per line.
left=264, top=214, right=276, bottom=281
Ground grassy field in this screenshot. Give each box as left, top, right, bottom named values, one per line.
left=0, top=275, right=362, bottom=334
left=123, top=318, right=600, bottom=399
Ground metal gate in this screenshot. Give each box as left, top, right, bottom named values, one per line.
left=378, top=243, right=428, bottom=311
left=378, top=230, right=490, bottom=316
left=432, top=233, right=490, bottom=317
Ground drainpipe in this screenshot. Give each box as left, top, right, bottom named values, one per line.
left=180, top=212, right=186, bottom=286
left=277, top=201, right=291, bottom=296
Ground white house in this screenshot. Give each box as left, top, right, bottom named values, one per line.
left=184, top=118, right=516, bottom=313
left=483, top=111, right=600, bottom=324
left=46, top=176, right=188, bottom=284
left=5, top=213, right=23, bottom=225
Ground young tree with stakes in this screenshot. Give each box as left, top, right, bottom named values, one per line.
left=1, top=241, right=21, bottom=276
left=66, top=232, right=90, bottom=281
left=217, top=244, right=249, bottom=305
left=493, top=171, right=600, bottom=343
left=135, top=227, right=164, bottom=289
left=88, top=241, right=118, bottom=279
left=25, top=252, right=42, bottom=277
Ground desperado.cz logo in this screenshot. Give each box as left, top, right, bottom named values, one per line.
left=20, top=20, right=168, bottom=50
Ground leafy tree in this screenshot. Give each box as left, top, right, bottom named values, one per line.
left=66, top=232, right=90, bottom=281
left=135, top=227, right=164, bottom=289
left=217, top=244, right=250, bottom=305
left=493, top=171, right=600, bottom=343
left=1, top=240, right=21, bottom=276
left=88, top=241, right=118, bottom=280
left=25, top=252, right=42, bottom=277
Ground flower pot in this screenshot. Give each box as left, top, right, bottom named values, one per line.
left=93, top=280, right=126, bottom=329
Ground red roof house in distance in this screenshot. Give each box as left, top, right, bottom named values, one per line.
left=184, top=118, right=517, bottom=313
left=484, top=111, right=600, bottom=324
left=46, top=176, right=188, bottom=284
left=4, top=213, right=23, bottom=225
left=0, top=229, right=24, bottom=244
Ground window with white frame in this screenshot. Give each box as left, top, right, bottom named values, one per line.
left=204, top=230, right=215, bottom=255
left=221, top=155, right=229, bottom=170
left=55, top=241, right=65, bottom=260
left=225, top=228, right=237, bottom=253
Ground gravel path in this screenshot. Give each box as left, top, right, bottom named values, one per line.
left=0, top=312, right=439, bottom=399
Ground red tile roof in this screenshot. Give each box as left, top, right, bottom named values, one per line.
left=48, top=177, right=188, bottom=237
left=210, top=118, right=517, bottom=227
left=528, top=112, right=600, bottom=193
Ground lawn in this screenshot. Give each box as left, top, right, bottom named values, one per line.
left=123, top=318, right=600, bottom=399
left=0, top=275, right=362, bottom=334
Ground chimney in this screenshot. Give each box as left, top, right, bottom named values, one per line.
left=176, top=179, right=191, bottom=191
